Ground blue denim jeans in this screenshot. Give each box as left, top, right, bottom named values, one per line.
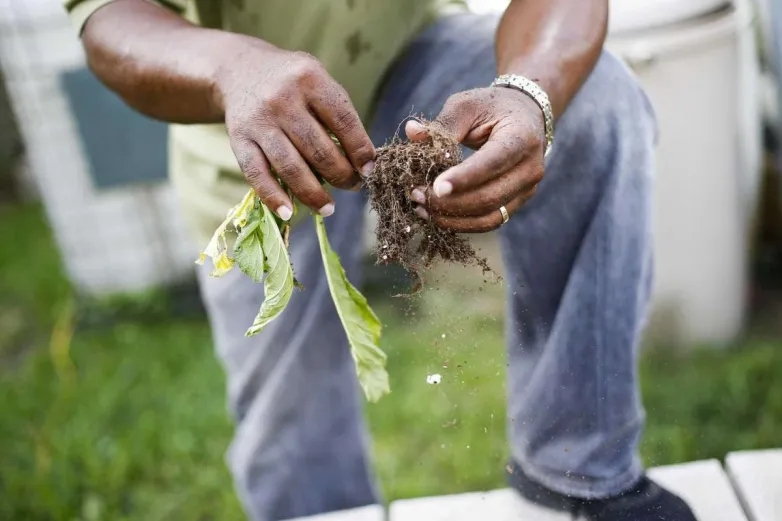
left=196, top=12, right=658, bottom=521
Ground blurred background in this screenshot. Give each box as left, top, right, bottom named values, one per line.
left=1, top=0, right=781, bottom=519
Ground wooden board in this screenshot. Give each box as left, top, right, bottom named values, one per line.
left=726, top=449, right=782, bottom=521
left=282, top=504, right=384, bottom=521
left=286, top=455, right=782, bottom=521
left=648, top=459, right=748, bottom=521
left=389, top=489, right=571, bottom=521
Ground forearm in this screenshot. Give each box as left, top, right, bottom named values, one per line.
left=82, top=0, right=250, bottom=123
left=496, top=0, right=608, bottom=119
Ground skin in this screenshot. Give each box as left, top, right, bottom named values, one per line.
left=408, top=0, right=608, bottom=232
left=81, top=0, right=607, bottom=231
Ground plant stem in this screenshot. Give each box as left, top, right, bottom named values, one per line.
left=282, top=224, right=290, bottom=249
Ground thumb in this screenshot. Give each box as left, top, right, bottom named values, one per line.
left=432, top=92, right=481, bottom=144
left=404, top=119, right=430, bottom=142
left=404, top=92, right=481, bottom=144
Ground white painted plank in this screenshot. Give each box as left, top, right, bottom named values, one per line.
left=389, top=488, right=571, bottom=521
left=726, top=449, right=782, bottom=521
left=282, top=504, right=384, bottom=521
left=648, top=459, right=748, bottom=521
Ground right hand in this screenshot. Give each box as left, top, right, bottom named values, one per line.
left=214, top=39, right=376, bottom=221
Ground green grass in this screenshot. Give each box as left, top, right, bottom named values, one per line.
left=1, top=202, right=781, bottom=520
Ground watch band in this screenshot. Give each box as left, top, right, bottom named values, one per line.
left=491, top=74, right=554, bottom=158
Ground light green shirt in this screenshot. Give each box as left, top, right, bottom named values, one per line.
left=64, top=0, right=466, bottom=244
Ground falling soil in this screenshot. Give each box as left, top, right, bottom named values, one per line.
left=365, top=120, right=493, bottom=286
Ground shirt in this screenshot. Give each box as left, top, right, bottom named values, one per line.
left=64, top=0, right=466, bottom=244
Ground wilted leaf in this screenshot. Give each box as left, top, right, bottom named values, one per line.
left=210, top=251, right=235, bottom=277
left=197, top=188, right=256, bottom=277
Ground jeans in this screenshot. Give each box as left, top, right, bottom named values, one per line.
left=196, top=12, right=658, bottom=521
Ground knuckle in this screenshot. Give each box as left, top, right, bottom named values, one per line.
left=530, top=164, right=545, bottom=185
left=310, top=145, right=338, bottom=169
left=444, top=91, right=474, bottom=114
left=234, top=148, right=255, bottom=173
left=229, top=110, right=271, bottom=137
left=297, top=185, right=326, bottom=206
left=260, top=91, right=291, bottom=116
left=328, top=170, right=357, bottom=189
left=290, top=53, right=324, bottom=84
left=330, top=109, right=360, bottom=135
left=243, top=165, right=263, bottom=185
left=274, top=160, right=301, bottom=179
left=351, top=141, right=376, bottom=164
left=443, top=92, right=466, bottom=109
left=254, top=183, right=280, bottom=204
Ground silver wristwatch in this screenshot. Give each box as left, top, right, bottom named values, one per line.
left=491, top=74, right=554, bottom=158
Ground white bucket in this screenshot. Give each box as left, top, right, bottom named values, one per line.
left=610, top=0, right=732, bottom=33
left=607, top=0, right=762, bottom=346
left=0, top=0, right=197, bottom=295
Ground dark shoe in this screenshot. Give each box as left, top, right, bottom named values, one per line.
left=507, top=460, right=697, bottom=521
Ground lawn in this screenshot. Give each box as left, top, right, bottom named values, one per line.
left=1, top=203, right=781, bottom=520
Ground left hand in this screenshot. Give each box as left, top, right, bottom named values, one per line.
left=406, top=86, right=546, bottom=232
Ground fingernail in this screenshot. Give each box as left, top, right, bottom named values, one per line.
left=277, top=205, right=293, bottom=221
left=360, top=160, right=375, bottom=178
left=318, top=203, right=335, bottom=217
left=415, top=205, right=429, bottom=220
left=407, top=120, right=426, bottom=133
left=434, top=180, right=453, bottom=197
left=410, top=189, right=426, bottom=204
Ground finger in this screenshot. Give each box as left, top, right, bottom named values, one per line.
left=414, top=165, right=539, bottom=218
left=424, top=188, right=537, bottom=233
left=433, top=91, right=484, bottom=145
left=405, top=120, right=429, bottom=142
left=231, top=138, right=293, bottom=220
left=432, top=125, right=527, bottom=198
left=310, top=81, right=376, bottom=177
left=256, top=129, right=335, bottom=216
left=282, top=114, right=361, bottom=190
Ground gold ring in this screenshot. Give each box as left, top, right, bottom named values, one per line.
left=499, top=205, right=510, bottom=225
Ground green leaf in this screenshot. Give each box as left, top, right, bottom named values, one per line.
left=245, top=203, right=295, bottom=336
left=232, top=215, right=264, bottom=284
left=314, top=215, right=390, bottom=402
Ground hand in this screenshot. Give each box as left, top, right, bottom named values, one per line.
left=406, top=87, right=546, bottom=232
left=217, top=40, right=376, bottom=220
